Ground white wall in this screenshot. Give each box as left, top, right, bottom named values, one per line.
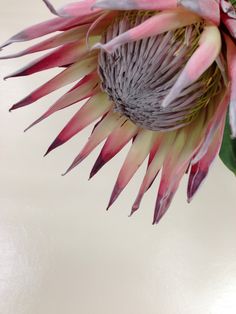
left=0, top=1, right=236, bottom=313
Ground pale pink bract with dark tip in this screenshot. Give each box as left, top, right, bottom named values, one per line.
left=1, top=0, right=236, bottom=224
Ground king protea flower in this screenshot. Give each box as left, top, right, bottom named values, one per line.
left=1, top=0, right=236, bottom=224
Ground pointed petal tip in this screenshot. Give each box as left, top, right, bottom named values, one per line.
left=128, top=212, right=133, bottom=218
left=43, top=151, right=49, bottom=158
left=9, top=105, right=16, bottom=112
left=61, top=166, right=73, bottom=177
left=42, top=0, right=58, bottom=15
left=91, top=43, right=102, bottom=50
left=44, top=147, right=53, bottom=157
left=152, top=215, right=163, bottom=225
left=186, top=187, right=197, bottom=202
left=92, top=42, right=112, bottom=53
left=107, top=185, right=122, bottom=210
left=152, top=212, right=161, bottom=225
left=61, top=166, right=72, bottom=176
left=44, top=137, right=64, bottom=157
left=62, top=154, right=84, bottom=176
left=88, top=160, right=101, bottom=179
left=0, top=40, right=12, bottom=50
left=24, top=122, right=36, bottom=133
left=24, top=113, right=49, bottom=132
left=152, top=214, right=162, bottom=225
left=88, top=172, right=95, bottom=180
left=187, top=198, right=191, bottom=204
left=9, top=99, right=28, bottom=111
left=152, top=215, right=158, bottom=225
left=152, top=196, right=166, bottom=225
left=106, top=195, right=116, bottom=211
left=89, top=154, right=105, bottom=179
left=130, top=205, right=139, bottom=217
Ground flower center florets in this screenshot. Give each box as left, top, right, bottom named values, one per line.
left=98, top=11, right=224, bottom=131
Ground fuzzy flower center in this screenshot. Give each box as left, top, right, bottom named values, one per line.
left=98, top=11, right=224, bottom=131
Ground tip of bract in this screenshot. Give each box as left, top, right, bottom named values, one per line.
left=42, top=0, right=58, bottom=16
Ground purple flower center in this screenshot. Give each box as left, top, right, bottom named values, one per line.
left=98, top=12, right=224, bottom=131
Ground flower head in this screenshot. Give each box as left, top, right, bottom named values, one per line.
left=1, top=0, right=236, bottom=223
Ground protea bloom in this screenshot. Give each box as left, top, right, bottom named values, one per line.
left=1, top=0, right=236, bottom=224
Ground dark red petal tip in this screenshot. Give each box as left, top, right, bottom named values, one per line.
left=106, top=185, right=122, bottom=210
left=44, top=137, right=64, bottom=157
left=89, top=154, right=106, bottom=179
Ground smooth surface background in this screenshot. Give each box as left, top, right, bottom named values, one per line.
left=0, top=1, right=236, bottom=314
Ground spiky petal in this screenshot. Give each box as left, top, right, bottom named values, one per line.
left=188, top=116, right=226, bottom=202
left=225, top=34, right=236, bottom=138
left=64, top=112, right=126, bottom=175
left=162, top=24, right=222, bottom=108
left=107, top=130, right=157, bottom=209
left=45, top=92, right=112, bottom=154
left=93, top=9, right=200, bottom=53
left=90, top=121, right=138, bottom=178
left=9, top=55, right=98, bottom=111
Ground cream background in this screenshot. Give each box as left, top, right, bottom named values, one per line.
left=0, top=1, right=236, bottom=314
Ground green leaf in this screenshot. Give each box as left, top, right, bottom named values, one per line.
left=219, top=113, right=236, bottom=175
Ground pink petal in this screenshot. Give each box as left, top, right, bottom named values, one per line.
left=0, top=14, right=97, bottom=49
left=153, top=139, right=188, bottom=223
left=147, top=134, right=165, bottom=167
left=162, top=24, right=222, bottom=108
left=222, top=15, right=236, bottom=39
left=153, top=112, right=206, bottom=224
left=107, top=130, right=157, bottom=209
left=0, top=24, right=90, bottom=59
left=153, top=173, right=182, bottom=224
left=45, top=92, right=111, bottom=155
left=64, top=112, right=126, bottom=175
left=179, top=0, right=220, bottom=25
left=224, top=34, right=236, bottom=138
left=9, top=55, right=98, bottom=111
left=220, top=0, right=236, bottom=38
left=4, top=40, right=90, bottom=78
left=131, top=132, right=175, bottom=214
left=90, top=121, right=138, bottom=178
left=86, top=11, right=118, bottom=47
left=94, top=0, right=177, bottom=10
left=187, top=115, right=226, bottom=202
left=192, top=89, right=230, bottom=164
left=93, top=10, right=200, bottom=53
left=44, top=0, right=101, bottom=17
left=26, top=71, right=99, bottom=132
